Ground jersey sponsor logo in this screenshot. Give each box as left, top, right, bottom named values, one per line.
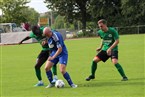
left=103, top=40, right=112, bottom=43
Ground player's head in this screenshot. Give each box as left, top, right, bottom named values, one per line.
left=98, top=19, right=108, bottom=32
left=43, top=27, right=52, bottom=37
left=31, top=25, right=42, bottom=36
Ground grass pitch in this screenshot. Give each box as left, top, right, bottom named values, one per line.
left=0, top=34, right=144, bottom=97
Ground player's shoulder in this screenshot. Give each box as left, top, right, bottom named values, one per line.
left=29, top=32, right=35, bottom=37
left=109, top=27, right=117, bottom=31
left=52, top=31, right=60, bottom=41
left=98, top=29, right=102, bottom=32
left=97, top=29, right=103, bottom=34
left=109, top=27, right=118, bottom=34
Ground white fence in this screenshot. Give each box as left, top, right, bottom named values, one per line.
left=0, top=31, right=37, bottom=44
left=116, top=25, right=145, bottom=34
left=0, top=29, right=66, bottom=45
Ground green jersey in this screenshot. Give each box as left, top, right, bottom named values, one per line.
left=97, top=27, right=119, bottom=51
left=29, top=27, right=50, bottom=51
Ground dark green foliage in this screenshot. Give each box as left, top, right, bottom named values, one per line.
left=44, top=0, right=145, bottom=29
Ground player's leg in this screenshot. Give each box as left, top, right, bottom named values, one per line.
left=51, top=63, right=58, bottom=83
left=45, top=60, right=54, bottom=83
left=59, top=54, right=77, bottom=88
left=86, top=51, right=109, bottom=81
left=86, top=56, right=101, bottom=81
left=48, top=51, right=58, bottom=82
left=45, top=57, right=58, bottom=88
left=60, top=64, right=77, bottom=88
left=34, top=51, right=48, bottom=86
left=111, top=51, right=128, bottom=81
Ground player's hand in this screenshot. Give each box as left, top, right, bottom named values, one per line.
left=18, top=41, right=22, bottom=45
left=48, top=56, right=55, bottom=61
left=41, top=40, right=47, bottom=46
left=96, top=47, right=101, bottom=52
left=107, top=48, right=111, bottom=56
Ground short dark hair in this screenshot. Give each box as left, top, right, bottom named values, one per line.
left=31, top=25, right=41, bottom=36
left=98, top=19, right=107, bottom=25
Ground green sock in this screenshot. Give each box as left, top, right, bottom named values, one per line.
left=35, top=68, right=42, bottom=81
left=91, top=61, right=97, bottom=77
left=115, top=63, right=126, bottom=77
left=52, top=64, right=57, bottom=75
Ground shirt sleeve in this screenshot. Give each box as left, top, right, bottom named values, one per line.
left=29, top=32, right=35, bottom=38
left=112, top=28, right=119, bottom=40
left=53, top=33, right=62, bottom=48
left=97, top=30, right=103, bottom=39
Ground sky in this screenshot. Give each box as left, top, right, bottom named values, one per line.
left=0, top=0, right=48, bottom=15
left=26, top=0, right=49, bottom=13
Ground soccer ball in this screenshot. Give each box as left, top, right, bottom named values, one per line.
left=55, top=80, right=65, bottom=88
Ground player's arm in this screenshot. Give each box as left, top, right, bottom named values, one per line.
left=41, top=38, right=48, bottom=46
left=96, top=31, right=103, bottom=52
left=107, top=29, right=119, bottom=55
left=107, top=39, right=119, bottom=56
left=48, top=46, right=62, bottom=61
left=96, top=39, right=103, bottom=52
left=109, top=39, right=119, bottom=50
left=19, top=36, right=31, bottom=44
left=52, top=47, right=62, bottom=59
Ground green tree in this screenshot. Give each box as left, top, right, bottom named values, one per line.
left=52, top=15, right=65, bottom=29
left=0, top=0, right=29, bottom=23
left=88, top=0, right=124, bottom=26
left=121, top=0, right=145, bottom=25
left=44, top=0, right=92, bottom=30
left=0, top=0, right=39, bottom=26
left=21, top=7, right=40, bottom=26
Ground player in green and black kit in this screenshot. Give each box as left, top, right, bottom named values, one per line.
left=19, top=25, right=58, bottom=86
left=86, top=19, right=128, bottom=81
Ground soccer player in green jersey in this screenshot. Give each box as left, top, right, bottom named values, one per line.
left=86, top=19, right=128, bottom=81
left=19, top=25, right=58, bottom=86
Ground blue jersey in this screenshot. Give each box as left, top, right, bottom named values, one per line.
left=48, top=30, right=68, bottom=57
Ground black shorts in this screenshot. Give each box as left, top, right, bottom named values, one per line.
left=96, top=50, right=118, bottom=62
left=37, top=50, right=50, bottom=59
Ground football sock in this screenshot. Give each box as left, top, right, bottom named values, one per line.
left=63, top=72, right=73, bottom=86
left=52, top=64, right=57, bottom=75
left=91, top=61, right=97, bottom=77
left=46, top=70, right=53, bottom=83
left=53, top=75, right=58, bottom=79
left=35, top=68, right=42, bottom=81
left=39, top=80, right=43, bottom=83
left=115, top=63, right=126, bottom=77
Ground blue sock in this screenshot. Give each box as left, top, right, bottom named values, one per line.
left=63, top=72, right=73, bottom=86
left=46, top=70, right=53, bottom=83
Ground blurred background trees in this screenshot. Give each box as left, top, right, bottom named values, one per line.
left=44, top=0, right=145, bottom=29
left=0, top=0, right=144, bottom=32
left=0, top=0, right=39, bottom=26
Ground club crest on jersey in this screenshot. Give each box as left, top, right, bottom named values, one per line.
left=49, top=40, right=54, bottom=48
left=49, top=44, right=54, bottom=48
left=108, top=34, right=112, bottom=37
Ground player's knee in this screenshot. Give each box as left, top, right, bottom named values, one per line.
left=59, top=67, right=66, bottom=74
left=112, top=59, right=118, bottom=64
left=60, top=70, right=65, bottom=75
left=45, top=66, right=49, bottom=71
left=93, top=57, right=100, bottom=63
left=59, top=64, right=66, bottom=74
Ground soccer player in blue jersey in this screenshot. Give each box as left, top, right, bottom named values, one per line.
left=19, top=25, right=58, bottom=86
left=43, top=27, right=77, bottom=88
